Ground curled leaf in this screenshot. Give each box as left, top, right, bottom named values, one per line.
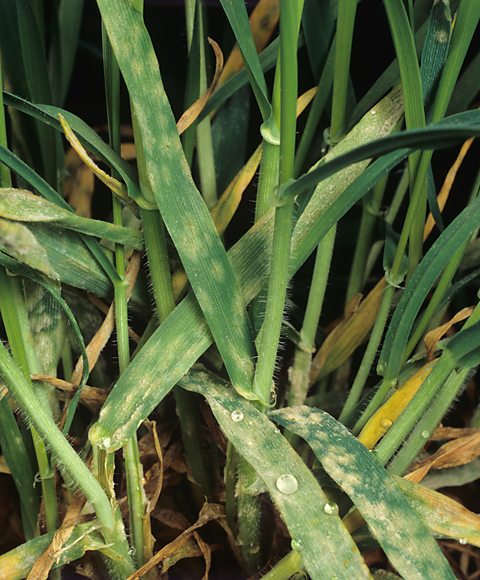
left=424, top=307, right=474, bottom=360
left=176, top=38, right=224, bottom=135
left=58, top=113, right=131, bottom=205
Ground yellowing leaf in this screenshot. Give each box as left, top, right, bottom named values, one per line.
left=358, top=361, right=436, bottom=449
left=176, top=38, right=223, bottom=135
left=218, top=0, right=279, bottom=86
left=310, top=278, right=386, bottom=381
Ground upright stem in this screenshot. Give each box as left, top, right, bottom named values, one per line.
left=254, top=0, right=301, bottom=404
left=343, top=285, right=395, bottom=428
left=103, top=25, right=146, bottom=565
left=345, top=175, right=387, bottom=302
left=287, top=227, right=336, bottom=407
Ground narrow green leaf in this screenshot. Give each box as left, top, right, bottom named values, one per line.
left=49, top=0, right=84, bottom=105
left=180, top=368, right=371, bottom=579
left=97, top=0, right=256, bottom=400
left=218, top=0, right=277, bottom=142
left=0, top=0, right=56, bottom=184
left=378, top=196, right=480, bottom=382
left=270, top=406, right=455, bottom=579
left=0, top=188, right=143, bottom=249
left=279, top=109, right=480, bottom=203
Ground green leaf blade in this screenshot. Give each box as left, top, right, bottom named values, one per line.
left=271, top=406, right=455, bottom=580
left=181, top=369, right=371, bottom=579
left=97, top=0, right=256, bottom=399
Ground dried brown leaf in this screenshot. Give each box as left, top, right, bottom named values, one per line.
left=27, top=494, right=86, bottom=580
left=424, top=306, right=474, bottom=360
left=176, top=38, right=224, bottom=135
left=128, top=503, right=226, bottom=579
left=406, top=432, right=480, bottom=483
left=310, top=278, right=386, bottom=381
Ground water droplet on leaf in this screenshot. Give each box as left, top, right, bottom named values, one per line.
left=421, top=430, right=430, bottom=439
left=459, top=538, right=468, bottom=545
left=324, top=502, right=339, bottom=516
left=276, top=474, right=298, bottom=495
left=230, top=410, right=244, bottom=422
left=291, top=539, right=303, bottom=551
left=380, top=418, right=392, bottom=430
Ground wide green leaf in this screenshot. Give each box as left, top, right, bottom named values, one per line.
left=271, top=406, right=455, bottom=580
left=0, top=217, right=57, bottom=279
left=97, top=0, right=256, bottom=401
left=180, top=368, right=371, bottom=579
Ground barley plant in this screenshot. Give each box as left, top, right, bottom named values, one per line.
left=0, top=0, right=480, bottom=577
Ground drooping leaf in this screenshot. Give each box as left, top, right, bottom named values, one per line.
left=0, top=188, right=143, bottom=249
left=179, top=368, right=371, bottom=579
left=271, top=406, right=455, bottom=579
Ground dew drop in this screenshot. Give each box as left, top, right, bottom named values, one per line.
left=274, top=427, right=281, bottom=434
left=323, top=502, right=339, bottom=516
left=459, top=538, right=468, bottom=545
left=370, top=109, right=377, bottom=116
left=291, top=539, right=303, bottom=551
left=230, top=410, right=244, bottom=423
left=276, top=474, right=298, bottom=495
left=421, top=430, right=430, bottom=439
left=380, top=418, right=392, bottom=430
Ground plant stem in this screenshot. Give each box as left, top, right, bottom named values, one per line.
left=261, top=549, right=304, bottom=580
left=388, top=368, right=469, bottom=475
left=343, top=284, right=394, bottom=427
left=103, top=25, right=146, bottom=565
left=287, top=227, right=336, bottom=406
left=346, top=175, right=387, bottom=302
left=254, top=0, right=301, bottom=404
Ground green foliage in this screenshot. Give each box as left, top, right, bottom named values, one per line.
left=0, top=0, right=479, bottom=577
